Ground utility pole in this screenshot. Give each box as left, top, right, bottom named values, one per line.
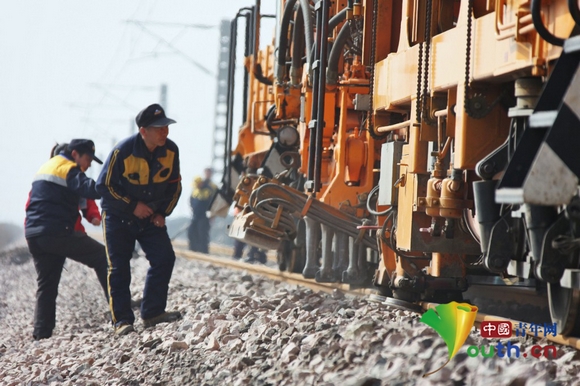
left=160, top=83, right=168, bottom=108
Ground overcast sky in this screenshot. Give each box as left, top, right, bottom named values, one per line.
left=0, top=1, right=276, bottom=227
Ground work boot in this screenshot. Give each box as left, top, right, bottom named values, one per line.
left=256, top=250, right=267, bottom=264
left=33, top=333, right=51, bottom=341
left=115, top=323, right=135, bottom=336
left=143, top=311, right=182, bottom=328
left=243, top=247, right=259, bottom=263
left=244, top=247, right=267, bottom=264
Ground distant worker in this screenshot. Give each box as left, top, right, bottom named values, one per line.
left=188, top=167, right=217, bottom=253
left=25, top=139, right=108, bottom=340
left=97, top=103, right=182, bottom=336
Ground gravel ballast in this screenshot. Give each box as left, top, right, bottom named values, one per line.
left=1, top=251, right=580, bottom=385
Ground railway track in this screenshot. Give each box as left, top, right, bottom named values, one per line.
left=174, top=246, right=580, bottom=351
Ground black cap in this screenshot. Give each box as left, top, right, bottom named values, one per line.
left=67, top=139, right=103, bottom=164
left=135, top=103, right=176, bottom=128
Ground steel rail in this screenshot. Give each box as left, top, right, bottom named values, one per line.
left=174, top=246, right=580, bottom=350
left=175, top=247, right=375, bottom=296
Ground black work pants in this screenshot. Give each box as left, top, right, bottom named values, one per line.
left=188, top=215, right=210, bottom=253
left=102, top=211, right=176, bottom=326
left=26, top=232, right=108, bottom=340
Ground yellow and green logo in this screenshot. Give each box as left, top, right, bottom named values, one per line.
left=420, top=301, right=478, bottom=377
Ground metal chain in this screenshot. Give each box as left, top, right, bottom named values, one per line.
left=421, top=0, right=434, bottom=124
left=416, top=42, right=423, bottom=123
left=367, top=0, right=385, bottom=139
left=463, top=0, right=506, bottom=119
left=464, top=0, right=473, bottom=115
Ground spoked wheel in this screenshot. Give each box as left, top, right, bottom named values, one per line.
left=548, top=282, right=580, bottom=336
left=547, top=199, right=580, bottom=336
left=276, top=219, right=306, bottom=273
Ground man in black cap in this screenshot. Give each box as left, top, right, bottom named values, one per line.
left=96, top=103, right=182, bottom=336
left=25, top=139, right=109, bottom=340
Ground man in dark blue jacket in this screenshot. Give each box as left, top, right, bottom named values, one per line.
left=25, top=139, right=108, bottom=340
left=96, top=103, right=182, bottom=336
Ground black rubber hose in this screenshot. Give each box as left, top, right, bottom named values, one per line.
left=329, top=8, right=348, bottom=31
left=326, top=21, right=352, bottom=85
left=291, top=3, right=306, bottom=85
left=308, top=8, right=348, bottom=69
left=265, top=104, right=278, bottom=134
left=366, top=185, right=391, bottom=216
left=254, top=64, right=273, bottom=85
left=569, top=0, right=580, bottom=26
left=299, top=0, right=315, bottom=67
left=276, top=0, right=299, bottom=83
left=531, top=0, right=564, bottom=46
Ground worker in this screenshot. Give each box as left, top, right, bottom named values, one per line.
left=188, top=167, right=217, bottom=253
left=51, top=143, right=102, bottom=232
left=25, top=139, right=108, bottom=340
left=96, top=103, right=182, bottom=336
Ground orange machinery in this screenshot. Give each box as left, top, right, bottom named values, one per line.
left=214, top=0, right=580, bottom=336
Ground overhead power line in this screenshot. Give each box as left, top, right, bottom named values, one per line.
left=125, top=20, right=215, bottom=29
left=89, top=83, right=139, bottom=111
left=125, top=20, right=216, bottom=77
left=87, top=83, right=158, bottom=91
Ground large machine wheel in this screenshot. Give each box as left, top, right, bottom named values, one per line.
left=548, top=267, right=580, bottom=336
left=548, top=207, right=580, bottom=336
left=276, top=219, right=306, bottom=273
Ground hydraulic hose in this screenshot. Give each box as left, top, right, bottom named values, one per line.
left=276, top=0, right=299, bottom=83
left=254, top=64, right=273, bottom=85
left=531, top=0, right=564, bottom=46
left=249, top=183, right=377, bottom=249
left=308, top=8, right=348, bottom=71
left=299, top=0, right=315, bottom=67
left=329, top=8, right=348, bottom=31
left=290, top=3, right=306, bottom=85
left=265, top=104, right=278, bottom=134
left=366, top=185, right=391, bottom=216
left=326, top=20, right=352, bottom=85
left=568, top=0, right=580, bottom=27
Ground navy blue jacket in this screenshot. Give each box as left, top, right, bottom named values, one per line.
left=25, top=155, right=100, bottom=238
left=96, top=133, right=182, bottom=220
